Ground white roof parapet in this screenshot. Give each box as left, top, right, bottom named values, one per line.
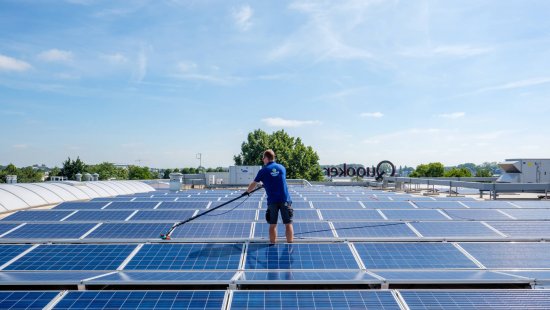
left=0, top=181, right=155, bottom=213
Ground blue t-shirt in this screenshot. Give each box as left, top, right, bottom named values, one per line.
left=254, top=161, right=292, bottom=205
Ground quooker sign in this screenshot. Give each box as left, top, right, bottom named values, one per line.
left=324, top=160, right=396, bottom=180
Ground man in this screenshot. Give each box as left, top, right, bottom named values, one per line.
left=245, top=149, right=293, bottom=243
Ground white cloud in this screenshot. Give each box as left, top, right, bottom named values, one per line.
left=132, top=47, right=148, bottom=82
left=100, top=53, right=128, bottom=64
left=432, top=45, right=492, bottom=57
left=477, top=77, right=550, bottom=93
left=233, top=5, right=253, bottom=31
left=262, top=117, right=321, bottom=128
left=38, top=49, right=74, bottom=62
left=177, top=61, right=198, bottom=73
left=437, top=112, right=465, bottom=119
left=360, top=112, right=384, bottom=118
left=0, top=54, right=32, bottom=72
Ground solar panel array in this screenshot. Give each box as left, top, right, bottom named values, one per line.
left=1, top=186, right=550, bottom=309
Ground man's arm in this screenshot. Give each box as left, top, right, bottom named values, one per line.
left=246, top=181, right=260, bottom=194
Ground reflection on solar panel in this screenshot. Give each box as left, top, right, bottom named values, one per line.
left=86, top=271, right=236, bottom=284
left=320, top=210, right=384, bottom=221
left=311, top=202, right=362, bottom=209
left=2, top=223, right=96, bottom=239
left=461, top=201, right=516, bottom=209
left=500, top=209, right=550, bottom=220
left=129, top=210, right=195, bottom=221
left=372, top=270, right=527, bottom=283
left=5, top=244, right=136, bottom=270
left=245, top=244, right=359, bottom=269
left=65, top=211, right=134, bottom=222
left=361, top=201, right=415, bottom=209
left=354, top=243, right=478, bottom=269
left=0, top=272, right=108, bottom=285
left=412, top=201, right=467, bottom=209
left=400, top=290, right=550, bottom=310
left=442, top=209, right=512, bottom=220
left=0, top=291, right=58, bottom=310
left=0, top=245, right=32, bottom=266
left=238, top=271, right=379, bottom=284
left=104, top=202, right=159, bottom=209
left=124, top=244, right=243, bottom=270
left=254, top=223, right=334, bottom=239
left=170, top=223, right=252, bottom=239
left=411, top=222, right=502, bottom=238
left=1, top=211, right=74, bottom=222
left=231, top=290, right=401, bottom=309
left=85, top=223, right=173, bottom=239
left=486, top=221, right=550, bottom=238
left=459, top=242, right=550, bottom=269
left=381, top=210, right=448, bottom=220
left=332, top=222, right=417, bottom=238
left=53, top=202, right=108, bottom=210
left=157, top=201, right=210, bottom=209
left=55, top=291, right=226, bottom=310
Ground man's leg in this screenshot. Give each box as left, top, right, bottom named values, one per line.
left=285, top=223, right=294, bottom=243
left=269, top=224, right=277, bottom=244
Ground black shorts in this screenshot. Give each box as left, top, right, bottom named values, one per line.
left=265, top=202, right=293, bottom=225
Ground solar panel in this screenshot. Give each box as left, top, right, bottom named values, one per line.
left=1, top=211, right=74, bottom=222
left=64, top=211, right=134, bottom=222
left=84, top=271, right=236, bottom=285
left=91, top=197, right=133, bottom=202
left=0, top=272, right=109, bottom=285
left=412, top=201, right=467, bottom=209
left=253, top=222, right=335, bottom=240
left=85, top=223, right=173, bottom=239
left=512, top=201, right=550, bottom=208
left=53, top=202, right=108, bottom=210
left=399, top=290, right=550, bottom=310
left=459, top=242, right=550, bottom=269
left=219, top=201, right=260, bottom=210
left=442, top=209, right=513, bottom=220
left=381, top=210, right=449, bottom=221
left=0, top=291, right=58, bottom=310
left=0, top=224, right=21, bottom=235
left=129, top=210, right=195, bottom=221
left=0, top=245, right=32, bottom=266
left=231, top=290, right=401, bottom=309
left=332, top=221, right=417, bottom=238
left=310, top=201, right=363, bottom=209
left=461, top=201, right=516, bottom=209
left=54, top=290, right=226, bottom=309
left=361, top=201, right=416, bottom=209
left=499, top=209, right=550, bottom=220
left=2, top=223, right=96, bottom=239
left=371, top=270, right=528, bottom=284
left=320, top=210, right=384, bottom=221
left=237, top=271, right=380, bottom=284
left=486, top=221, right=550, bottom=238
left=104, top=202, right=159, bottom=210
left=196, top=210, right=257, bottom=222
left=169, top=222, right=251, bottom=240
left=132, top=198, right=176, bottom=202
left=245, top=244, right=359, bottom=270
left=4, top=244, right=136, bottom=271
left=124, top=243, right=243, bottom=270
left=354, top=243, right=479, bottom=269
left=157, top=201, right=210, bottom=209
left=287, top=201, right=311, bottom=209
left=410, top=222, right=502, bottom=238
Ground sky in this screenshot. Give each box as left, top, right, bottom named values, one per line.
left=1, top=0, right=550, bottom=169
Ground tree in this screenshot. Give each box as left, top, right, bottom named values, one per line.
left=163, top=169, right=173, bottom=179
left=475, top=167, right=493, bottom=177
left=128, top=166, right=154, bottom=180
left=444, top=167, right=472, bottom=177
left=410, top=162, right=445, bottom=177
left=0, top=163, right=18, bottom=183
left=234, top=129, right=324, bottom=181
left=60, top=157, right=86, bottom=180
left=86, top=162, right=128, bottom=180
left=17, top=166, right=44, bottom=183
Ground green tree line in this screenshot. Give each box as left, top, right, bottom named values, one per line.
left=409, top=162, right=497, bottom=178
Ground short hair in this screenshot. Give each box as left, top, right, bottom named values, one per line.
left=263, top=149, right=275, bottom=161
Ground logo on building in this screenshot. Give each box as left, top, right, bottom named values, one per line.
left=323, top=160, right=396, bottom=181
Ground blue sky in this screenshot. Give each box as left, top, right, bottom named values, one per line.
left=1, top=0, right=549, bottom=168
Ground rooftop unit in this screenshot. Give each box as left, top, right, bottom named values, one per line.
left=497, top=158, right=550, bottom=183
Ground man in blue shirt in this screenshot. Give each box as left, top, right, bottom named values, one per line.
left=246, top=149, right=293, bottom=243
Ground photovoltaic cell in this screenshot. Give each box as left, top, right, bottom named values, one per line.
left=0, top=291, right=58, bottom=310
left=157, top=201, right=210, bottom=209
left=129, top=210, right=195, bottom=221
left=231, top=290, right=401, bottom=309
left=332, top=221, right=417, bottom=238
left=320, top=210, right=384, bottom=221
left=0, top=272, right=109, bottom=285
left=1, top=211, right=74, bottom=222
left=2, top=223, right=97, bottom=239
left=245, top=244, right=359, bottom=270
left=411, top=201, right=467, bottom=209
left=124, top=243, right=243, bottom=270
left=170, top=222, right=252, bottom=239
left=0, top=245, right=32, bottom=266
left=238, top=271, right=380, bottom=284
left=371, top=270, right=527, bottom=284
left=310, top=201, right=363, bottom=209
left=400, top=290, right=550, bottom=310
left=381, top=210, right=449, bottom=221
left=486, top=221, right=550, bottom=238
left=85, top=271, right=236, bottom=284
left=196, top=210, right=257, bottom=222
left=0, top=224, right=20, bottom=235
left=254, top=222, right=334, bottom=239
left=104, top=202, right=159, bottom=210
left=410, top=222, right=502, bottom=238
left=65, top=211, right=134, bottom=222
left=54, top=290, right=226, bottom=310
left=459, top=242, right=550, bottom=269
left=512, top=201, right=550, bottom=208
left=461, top=201, right=516, bottom=209
left=5, top=244, right=136, bottom=271
left=442, top=209, right=512, bottom=220
left=499, top=209, right=550, bottom=220
left=85, top=223, right=173, bottom=239
left=361, top=201, right=416, bottom=209
left=53, top=202, right=108, bottom=210
left=354, top=243, right=478, bottom=269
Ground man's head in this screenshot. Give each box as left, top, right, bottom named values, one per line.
left=262, top=149, right=275, bottom=164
